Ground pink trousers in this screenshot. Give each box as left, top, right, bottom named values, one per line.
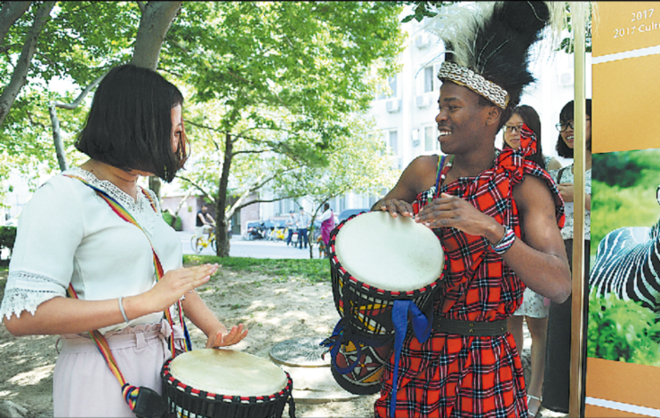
left=53, top=322, right=173, bottom=417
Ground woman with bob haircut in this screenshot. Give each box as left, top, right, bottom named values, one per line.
left=0, top=64, right=247, bottom=417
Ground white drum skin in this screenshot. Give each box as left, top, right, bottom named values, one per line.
left=334, top=211, right=444, bottom=292
left=168, top=348, right=288, bottom=397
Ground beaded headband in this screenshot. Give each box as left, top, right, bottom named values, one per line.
left=437, top=61, right=510, bottom=109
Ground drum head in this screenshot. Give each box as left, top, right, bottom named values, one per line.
left=334, top=211, right=444, bottom=291
left=169, top=349, right=288, bottom=397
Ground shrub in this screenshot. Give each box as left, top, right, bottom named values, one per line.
left=162, top=210, right=183, bottom=231
left=588, top=292, right=660, bottom=366
left=0, top=226, right=17, bottom=260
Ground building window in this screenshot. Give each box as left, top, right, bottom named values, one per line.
left=424, top=125, right=438, bottom=151
left=388, top=130, right=399, bottom=155
left=424, top=66, right=434, bottom=93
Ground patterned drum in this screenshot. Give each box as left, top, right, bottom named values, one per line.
left=161, top=349, right=294, bottom=418
left=322, top=211, right=445, bottom=394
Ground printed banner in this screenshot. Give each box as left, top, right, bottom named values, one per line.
left=587, top=2, right=660, bottom=417
left=592, top=1, right=660, bottom=153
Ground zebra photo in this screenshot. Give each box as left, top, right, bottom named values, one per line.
left=590, top=184, right=660, bottom=320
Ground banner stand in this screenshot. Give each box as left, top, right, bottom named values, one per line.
left=569, top=2, right=589, bottom=416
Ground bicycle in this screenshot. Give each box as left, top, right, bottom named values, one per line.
left=191, top=229, right=217, bottom=254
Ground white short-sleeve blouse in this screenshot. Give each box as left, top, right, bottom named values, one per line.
left=0, top=167, right=183, bottom=333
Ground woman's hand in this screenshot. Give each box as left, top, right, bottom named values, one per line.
left=140, top=264, right=219, bottom=314
left=415, top=193, right=504, bottom=243
left=557, top=183, right=574, bottom=202
left=205, top=323, right=248, bottom=348
left=374, top=198, right=414, bottom=218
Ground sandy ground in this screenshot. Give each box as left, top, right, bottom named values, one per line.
left=0, top=266, right=561, bottom=418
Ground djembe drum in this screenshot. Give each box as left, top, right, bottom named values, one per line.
left=161, top=348, right=295, bottom=418
left=322, top=211, right=445, bottom=394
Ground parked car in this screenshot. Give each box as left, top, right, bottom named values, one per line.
left=337, top=208, right=370, bottom=224
left=242, top=221, right=266, bottom=240
left=264, top=219, right=287, bottom=241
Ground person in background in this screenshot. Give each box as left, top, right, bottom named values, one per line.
left=502, top=104, right=558, bottom=417
left=319, top=202, right=335, bottom=258
left=196, top=204, right=215, bottom=240
left=0, top=64, right=247, bottom=417
left=297, top=207, right=311, bottom=249
left=285, top=210, right=297, bottom=246
left=501, top=105, right=562, bottom=171
left=542, top=99, right=592, bottom=416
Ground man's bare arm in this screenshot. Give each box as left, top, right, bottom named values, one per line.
left=505, top=175, right=571, bottom=303
left=372, top=155, right=439, bottom=217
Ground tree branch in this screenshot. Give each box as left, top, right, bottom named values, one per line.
left=0, top=1, right=55, bottom=127
left=232, top=195, right=301, bottom=213
left=176, top=175, right=217, bottom=205
left=54, top=72, right=107, bottom=110
left=0, top=1, right=31, bottom=48
left=48, top=102, right=68, bottom=171
left=232, top=149, right=273, bottom=156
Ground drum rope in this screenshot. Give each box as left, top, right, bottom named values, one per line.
left=389, top=299, right=433, bottom=418
left=64, top=174, right=192, bottom=417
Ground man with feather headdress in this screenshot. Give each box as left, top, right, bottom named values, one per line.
left=373, top=2, right=571, bottom=417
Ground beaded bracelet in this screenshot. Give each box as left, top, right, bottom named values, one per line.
left=490, top=226, right=516, bottom=255
left=118, top=296, right=130, bottom=323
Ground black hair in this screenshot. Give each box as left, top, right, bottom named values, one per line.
left=323, top=202, right=330, bottom=211
left=555, top=99, right=592, bottom=158
left=501, top=105, right=546, bottom=169
left=75, top=64, right=189, bottom=182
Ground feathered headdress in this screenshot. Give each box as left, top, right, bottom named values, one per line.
left=424, top=1, right=566, bottom=110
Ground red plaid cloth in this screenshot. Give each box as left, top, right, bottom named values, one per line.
left=375, top=127, right=565, bottom=418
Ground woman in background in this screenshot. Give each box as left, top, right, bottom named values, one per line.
left=542, top=99, right=592, bottom=415
left=502, top=104, right=560, bottom=417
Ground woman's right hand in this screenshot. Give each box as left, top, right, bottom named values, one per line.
left=139, top=264, right=219, bottom=314
left=374, top=198, right=414, bottom=218
left=557, top=183, right=575, bottom=203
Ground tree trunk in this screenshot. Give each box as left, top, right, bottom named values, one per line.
left=0, top=1, right=32, bottom=49
left=131, top=1, right=182, bottom=198
left=215, top=132, right=233, bottom=257
left=131, top=1, right=182, bottom=71
left=0, top=1, right=54, bottom=127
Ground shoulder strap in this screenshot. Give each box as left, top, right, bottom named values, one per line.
left=556, top=166, right=568, bottom=184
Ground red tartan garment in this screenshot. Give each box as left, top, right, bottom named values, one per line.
left=375, top=133, right=565, bottom=418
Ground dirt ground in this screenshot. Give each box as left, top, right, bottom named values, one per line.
left=0, top=267, right=554, bottom=418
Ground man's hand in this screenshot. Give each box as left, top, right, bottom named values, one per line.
left=374, top=198, right=414, bottom=218
left=415, top=193, right=504, bottom=243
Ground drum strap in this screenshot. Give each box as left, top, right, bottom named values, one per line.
left=64, top=174, right=191, bottom=417
left=389, top=299, right=433, bottom=418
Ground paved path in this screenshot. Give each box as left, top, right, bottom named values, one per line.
left=178, top=231, right=319, bottom=259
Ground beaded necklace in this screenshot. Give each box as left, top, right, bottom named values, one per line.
left=433, top=155, right=454, bottom=200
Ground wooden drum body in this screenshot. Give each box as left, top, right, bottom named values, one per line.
left=161, top=349, right=294, bottom=418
